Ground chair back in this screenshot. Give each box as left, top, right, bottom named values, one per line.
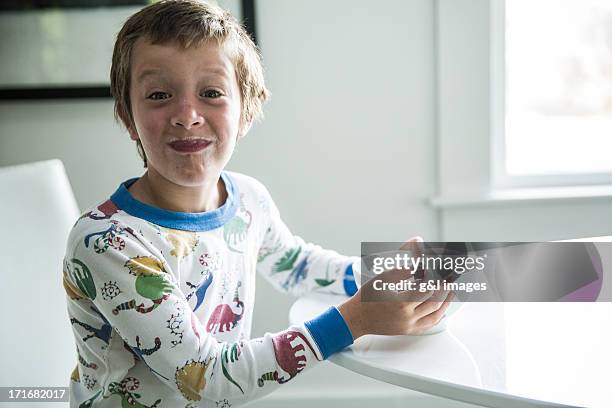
left=0, top=160, right=80, bottom=402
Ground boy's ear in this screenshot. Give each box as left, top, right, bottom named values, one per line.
left=237, top=122, right=253, bottom=141
left=128, top=127, right=139, bottom=141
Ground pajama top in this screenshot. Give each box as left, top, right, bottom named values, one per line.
left=63, top=171, right=359, bottom=408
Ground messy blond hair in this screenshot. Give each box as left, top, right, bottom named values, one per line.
left=110, top=0, right=269, bottom=166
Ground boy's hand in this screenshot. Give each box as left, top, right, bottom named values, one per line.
left=338, top=237, right=454, bottom=340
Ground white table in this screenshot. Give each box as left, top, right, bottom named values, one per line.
left=290, top=293, right=612, bottom=408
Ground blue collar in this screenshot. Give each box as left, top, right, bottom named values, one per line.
left=110, top=171, right=239, bottom=232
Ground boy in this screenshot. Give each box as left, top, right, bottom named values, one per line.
left=63, top=1, right=452, bottom=407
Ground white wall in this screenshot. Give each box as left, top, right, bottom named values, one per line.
left=0, top=100, right=143, bottom=208
left=240, top=0, right=443, bottom=404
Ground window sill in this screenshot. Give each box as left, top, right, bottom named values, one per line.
left=429, top=184, right=612, bottom=208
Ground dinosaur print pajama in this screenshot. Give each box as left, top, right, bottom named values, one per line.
left=64, top=171, right=358, bottom=407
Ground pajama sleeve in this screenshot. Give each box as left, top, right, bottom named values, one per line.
left=64, top=220, right=353, bottom=406
left=255, top=185, right=360, bottom=297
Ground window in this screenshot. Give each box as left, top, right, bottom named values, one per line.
left=493, top=0, right=612, bottom=188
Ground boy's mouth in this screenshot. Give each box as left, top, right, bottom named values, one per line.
left=168, top=138, right=212, bottom=153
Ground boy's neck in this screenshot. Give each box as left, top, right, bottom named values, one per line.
left=128, top=169, right=227, bottom=213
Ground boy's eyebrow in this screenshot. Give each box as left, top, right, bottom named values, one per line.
left=135, top=69, right=163, bottom=84
left=135, top=67, right=231, bottom=84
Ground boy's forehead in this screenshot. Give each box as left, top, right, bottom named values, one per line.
left=130, top=38, right=235, bottom=81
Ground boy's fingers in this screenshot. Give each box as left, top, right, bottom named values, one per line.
left=373, top=267, right=416, bottom=286
left=397, top=287, right=434, bottom=304
left=416, top=297, right=452, bottom=329
left=364, top=268, right=432, bottom=304
left=399, top=236, right=425, bottom=279
left=377, top=267, right=413, bottom=283
left=428, top=288, right=453, bottom=302
left=399, top=236, right=424, bottom=256
left=413, top=291, right=453, bottom=318
left=360, top=268, right=413, bottom=301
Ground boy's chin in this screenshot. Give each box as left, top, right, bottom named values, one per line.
left=169, top=172, right=220, bottom=187
left=151, top=166, right=221, bottom=188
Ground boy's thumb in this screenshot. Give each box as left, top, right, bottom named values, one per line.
left=400, top=236, right=424, bottom=253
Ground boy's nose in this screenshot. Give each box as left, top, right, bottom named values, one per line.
left=171, top=101, right=205, bottom=130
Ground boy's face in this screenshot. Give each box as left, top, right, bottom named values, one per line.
left=128, top=38, right=244, bottom=187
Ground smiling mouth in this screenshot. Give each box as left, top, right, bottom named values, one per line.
left=168, top=139, right=212, bottom=153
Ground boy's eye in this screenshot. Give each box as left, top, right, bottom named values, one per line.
left=147, top=91, right=170, bottom=100
left=202, top=89, right=222, bottom=98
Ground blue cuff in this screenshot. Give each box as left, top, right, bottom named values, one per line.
left=343, top=262, right=358, bottom=296
left=304, top=306, right=354, bottom=359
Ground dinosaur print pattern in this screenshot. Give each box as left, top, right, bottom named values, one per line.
left=70, top=307, right=111, bottom=346
left=68, top=259, right=97, bottom=300
left=257, top=371, right=279, bottom=387
left=200, top=251, right=223, bottom=274
left=186, top=271, right=213, bottom=312
left=273, top=247, right=301, bottom=273
left=216, top=399, right=232, bottom=408
left=206, top=282, right=244, bottom=334
left=160, top=227, right=199, bottom=261
left=223, top=196, right=252, bottom=253
left=135, top=336, right=162, bottom=357
left=77, top=347, right=98, bottom=370
left=63, top=269, right=87, bottom=300
left=100, top=281, right=121, bottom=300
left=78, top=390, right=102, bottom=408
left=71, top=366, right=81, bottom=383
left=175, top=359, right=210, bottom=401
left=108, top=377, right=161, bottom=408
left=83, top=220, right=137, bottom=254
left=83, top=373, right=97, bottom=390
left=64, top=172, right=357, bottom=407
left=166, top=301, right=185, bottom=347
left=314, top=260, right=338, bottom=288
left=257, top=227, right=282, bottom=262
left=220, top=342, right=244, bottom=393
left=78, top=200, right=119, bottom=222
left=270, top=331, right=321, bottom=384
left=281, top=257, right=309, bottom=290
left=112, top=256, right=173, bottom=315
left=257, top=331, right=321, bottom=388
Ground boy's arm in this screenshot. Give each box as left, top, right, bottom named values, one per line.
left=65, top=222, right=353, bottom=406
left=256, top=186, right=360, bottom=297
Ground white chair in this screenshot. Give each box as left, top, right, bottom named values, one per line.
left=0, top=160, right=80, bottom=407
